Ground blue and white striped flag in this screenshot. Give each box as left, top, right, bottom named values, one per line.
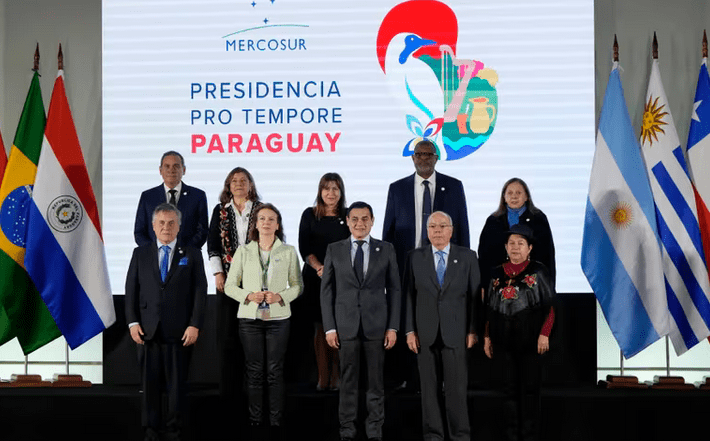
left=582, top=64, right=670, bottom=358
left=640, top=59, right=710, bottom=355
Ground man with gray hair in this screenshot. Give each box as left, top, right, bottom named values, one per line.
left=404, top=210, right=480, bottom=441
left=126, top=203, right=207, bottom=441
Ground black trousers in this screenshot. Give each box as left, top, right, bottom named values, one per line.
left=418, top=334, right=470, bottom=441
left=239, top=318, right=290, bottom=426
left=501, top=348, right=542, bottom=441
left=338, top=337, right=385, bottom=439
left=142, top=332, right=192, bottom=432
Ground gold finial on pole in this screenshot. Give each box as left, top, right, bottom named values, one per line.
left=703, top=30, right=707, bottom=58
left=652, top=32, right=658, bottom=60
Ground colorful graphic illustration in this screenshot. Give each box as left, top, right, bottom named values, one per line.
left=377, top=0, right=499, bottom=160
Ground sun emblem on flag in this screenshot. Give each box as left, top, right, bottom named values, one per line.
left=641, top=96, right=668, bottom=146
left=610, top=202, right=633, bottom=229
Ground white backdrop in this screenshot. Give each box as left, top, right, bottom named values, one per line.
left=102, top=0, right=595, bottom=294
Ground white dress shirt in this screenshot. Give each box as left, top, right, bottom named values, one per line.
left=414, top=171, right=436, bottom=248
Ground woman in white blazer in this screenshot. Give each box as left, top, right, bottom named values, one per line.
left=224, top=203, right=303, bottom=439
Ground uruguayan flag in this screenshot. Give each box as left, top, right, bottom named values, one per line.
left=582, top=64, right=670, bottom=359
left=640, top=59, right=710, bottom=355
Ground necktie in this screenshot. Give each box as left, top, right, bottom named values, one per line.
left=160, top=245, right=170, bottom=282
left=168, top=189, right=177, bottom=206
left=422, top=180, right=432, bottom=246
left=436, top=250, right=446, bottom=286
left=354, top=240, right=365, bottom=283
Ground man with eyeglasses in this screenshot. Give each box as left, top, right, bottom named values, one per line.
left=382, top=139, right=470, bottom=390
left=134, top=151, right=209, bottom=248
left=403, top=211, right=480, bottom=441
left=383, top=139, right=470, bottom=279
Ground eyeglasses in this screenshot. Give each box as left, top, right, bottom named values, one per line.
left=413, top=152, right=437, bottom=159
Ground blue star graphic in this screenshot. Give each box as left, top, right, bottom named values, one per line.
left=264, top=17, right=269, bottom=24
left=251, top=1, right=256, bottom=6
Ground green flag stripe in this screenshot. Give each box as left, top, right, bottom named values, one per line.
left=12, top=72, right=45, bottom=165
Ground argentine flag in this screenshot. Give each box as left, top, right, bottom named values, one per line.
left=24, top=71, right=115, bottom=349
left=640, top=59, right=710, bottom=355
left=582, top=64, right=669, bottom=358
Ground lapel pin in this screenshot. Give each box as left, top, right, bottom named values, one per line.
left=340, top=220, right=344, bottom=224
left=453, top=259, right=458, bottom=263
left=179, top=249, right=184, bottom=254
left=183, top=191, right=187, bottom=196
left=376, top=247, right=380, bottom=252
left=441, top=187, right=445, bottom=191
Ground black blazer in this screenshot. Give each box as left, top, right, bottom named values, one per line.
left=134, top=183, right=209, bottom=248
left=125, top=243, right=207, bottom=341
left=383, top=172, right=470, bottom=278
left=404, top=244, right=480, bottom=348
left=320, top=238, right=402, bottom=341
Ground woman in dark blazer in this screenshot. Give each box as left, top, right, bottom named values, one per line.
left=478, top=177, right=555, bottom=288
left=207, top=167, right=261, bottom=397
left=297, top=173, right=350, bottom=390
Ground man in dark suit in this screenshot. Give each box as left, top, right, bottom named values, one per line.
left=383, top=139, right=470, bottom=278
left=405, top=211, right=480, bottom=441
left=321, top=201, right=401, bottom=441
left=126, top=203, right=207, bottom=441
left=383, top=139, right=470, bottom=391
left=134, top=151, right=209, bottom=248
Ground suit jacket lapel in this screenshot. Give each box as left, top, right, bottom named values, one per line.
left=363, top=239, right=382, bottom=286
left=440, top=245, right=457, bottom=292
left=433, top=174, right=446, bottom=211
left=164, top=246, right=183, bottom=285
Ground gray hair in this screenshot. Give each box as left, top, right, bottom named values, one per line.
left=152, top=202, right=182, bottom=225
left=427, top=211, right=452, bottom=227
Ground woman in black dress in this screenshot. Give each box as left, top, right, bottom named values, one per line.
left=298, top=173, right=350, bottom=390
left=478, top=177, right=556, bottom=287
left=207, top=167, right=261, bottom=396
left=483, top=224, right=555, bottom=441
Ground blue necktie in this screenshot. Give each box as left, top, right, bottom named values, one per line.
left=421, top=180, right=432, bottom=246
left=436, top=250, right=446, bottom=286
left=160, top=245, right=170, bottom=282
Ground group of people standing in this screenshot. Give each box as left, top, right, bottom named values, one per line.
left=124, top=141, right=557, bottom=441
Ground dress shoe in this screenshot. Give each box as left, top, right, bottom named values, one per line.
left=143, top=427, right=160, bottom=441
left=368, top=438, right=383, bottom=441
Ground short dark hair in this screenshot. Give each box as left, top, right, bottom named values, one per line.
left=414, top=139, right=439, bottom=158
left=347, top=201, right=373, bottom=218
left=248, top=203, right=285, bottom=243
left=152, top=202, right=182, bottom=225
left=160, top=151, right=185, bottom=167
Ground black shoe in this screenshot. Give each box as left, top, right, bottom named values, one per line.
left=368, top=438, right=383, bottom=441
left=143, top=427, right=160, bottom=441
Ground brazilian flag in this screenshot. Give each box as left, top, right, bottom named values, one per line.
left=0, top=71, right=61, bottom=354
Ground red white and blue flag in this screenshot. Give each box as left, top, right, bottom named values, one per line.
left=24, top=71, right=115, bottom=349
left=687, top=59, right=710, bottom=278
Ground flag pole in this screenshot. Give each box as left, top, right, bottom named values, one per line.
left=24, top=43, right=41, bottom=379
left=613, top=34, right=626, bottom=377
left=58, top=42, right=71, bottom=377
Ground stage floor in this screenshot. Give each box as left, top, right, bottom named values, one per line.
left=1, top=383, right=708, bottom=441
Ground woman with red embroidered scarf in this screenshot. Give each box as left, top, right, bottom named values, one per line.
left=483, top=224, right=555, bottom=441
left=208, top=167, right=262, bottom=397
